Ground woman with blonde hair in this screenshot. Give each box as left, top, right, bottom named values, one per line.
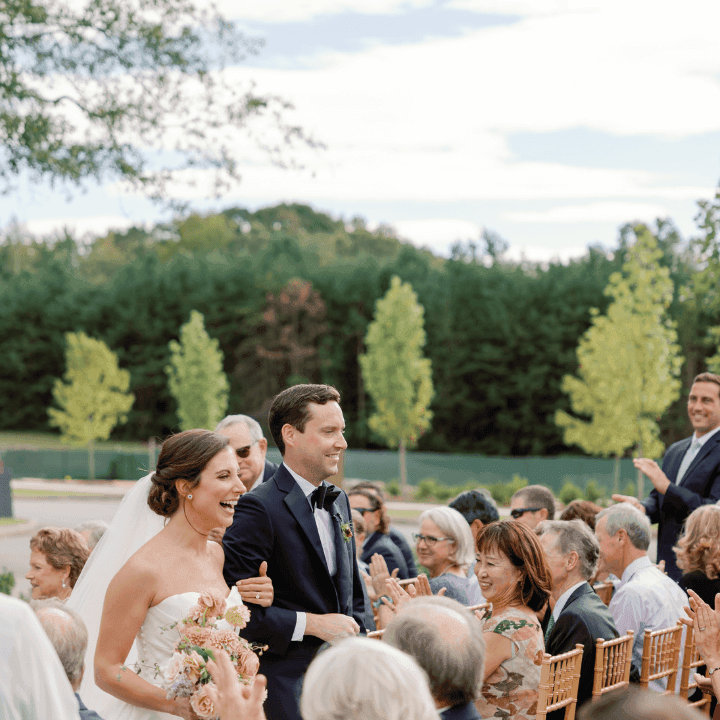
left=26, top=527, right=90, bottom=601
left=675, top=504, right=720, bottom=605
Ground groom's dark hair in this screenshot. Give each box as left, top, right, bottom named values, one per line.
left=269, top=384, right=340, bottom=455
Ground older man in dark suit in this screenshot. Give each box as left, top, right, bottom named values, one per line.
left=222, top=384, right=366, bottom=720
left=537, top=520, right=618, bottom=709
left=613, top=372, right=720, bottom=581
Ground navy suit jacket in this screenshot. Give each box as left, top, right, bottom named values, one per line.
left=223, top=463, right=367, bottom=658
left=261, top=459, right=279, bottom=484
left=644, top=431, right=720, bottom=581
left=545, top=582, right=618, bottom=709
left=441, top=702, right=482, bottom=720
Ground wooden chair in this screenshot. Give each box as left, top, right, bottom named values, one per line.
left=593, top=582, right=614, bottom=606
left=468, top=602, right=491, bottom=616
left=592, top=631, right=634, bottom=699
left=367, top=629, right=385, bottom=640
left=399, top=577, right=418, bottom=588
left=536, top=644, right=584, bottom=720
left=639, top=625, right=683, bottom=694
left=679, top=623, right=712, bottom=716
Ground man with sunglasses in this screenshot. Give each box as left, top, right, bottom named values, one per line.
left=509, top=485, right=556, bottom=529
left=216, top=414, right=279, bottom=492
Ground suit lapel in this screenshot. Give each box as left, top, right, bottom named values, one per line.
left=683, top=432, right=720, bottom=484
left=667, top=437, right=692, bottom=484
left=328, top=497, right=353, bottom=613
left=559, top=582, right=593, bottom=613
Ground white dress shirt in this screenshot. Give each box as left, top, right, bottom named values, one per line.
left=678, top=424, right=720, bottom=485
left=608, top=556, right=688, bottom=692
left=0, top=594, right=81, bottom=720
left=284, top=463, right=338, bottom=641
left=551, top=581, right=587, bottom=623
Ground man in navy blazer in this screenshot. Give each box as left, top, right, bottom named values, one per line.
left=537, top=520, right=618, bottom=710
left=223, top=385, right=366, bottom=720
left=613, top=372, right=720, bottom=581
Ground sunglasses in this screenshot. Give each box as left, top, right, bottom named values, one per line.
left=510, top=506, right=542, bottom=519
left=235, top=440, right=259, bottom=459
left=354, top=507, right=377, bottom=516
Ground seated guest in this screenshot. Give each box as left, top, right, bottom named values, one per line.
left=510, top=485, right=557, bottom=530
left=351, top=509, right=369, bottom=573
left=385, top=595, right=485, bottom=720
left=350, top=480, right=417, bottom=576
left=475, top=521, right=552, bottom=720
left=415, top=507, right=478, bottom=604
left=26, top=527, right=90, bottom=601
left=577, top=685, right=704, bottom=720
left=559, top=500, right=603, bottom=531
left=32, top=599, right=103, bottom=719
left=536, top=519, right=619, bottom=708
left=299, top=636, right=441, bottom=720
left=74, top=521, right=108, bottom=552
left=675, top=504, right=720, bottom=605
left=349, top=488, right=409, bottom=578
left=595, top=503, right=688, bottom=691
left=0, top=593, right=81, bottom=720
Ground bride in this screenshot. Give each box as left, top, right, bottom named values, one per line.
left=68, top=429, right=273, bottom=719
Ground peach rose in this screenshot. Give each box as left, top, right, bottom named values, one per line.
left=197, top=589, right=227, bottom=619
left=184, top=650, right=206, bottom=684
left=162, top=652, right=185, bottom=685
left=236, top=647, right=260, bottom=679
left=190, top=683, right=219, bottom=720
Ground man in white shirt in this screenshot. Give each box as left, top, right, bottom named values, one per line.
left=613, top=372, right=720, bottom=581
left=222, top=384, right=366, bottom=720
left=595, top=503, right=688, bottom=691
left=0, top=593, right=80, bottom=720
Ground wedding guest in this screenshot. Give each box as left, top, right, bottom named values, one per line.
left=559, top=500, right=603, bottom=531
left=349, top=487, right=408, bottom=578
left=351, top=509, right=369, bottom=572
left=299, top=637, right=441, bottom=720
left=415, top=507, right=479, bottom=604
left=595, top=503, right=688, bottom=690
left=74, top=521, right=108, bottom=552
left=0, top=593, right=81, bottom=720
left=32, top=599, right=103, bottom=719
left=350, top=480, right=417, bottom=577
left=475, top=521, right=552, bottom=720
left=675, top=504, right=720, bottom=605
left=26, top=527, right=90, bottom=601
left=385, top=595, right=485, bottom=720
left=510, top=485, right=557, bottom=529
left=577, top=686, right=704, bottom=720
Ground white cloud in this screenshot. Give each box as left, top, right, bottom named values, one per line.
left=504, top=201, right=671, bottom=224
left=391, top=218, right=482, bottom=253
left=21, top=215, right=140, bottom=239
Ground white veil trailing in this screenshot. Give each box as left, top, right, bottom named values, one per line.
left=67, top=473, right=165, bottom=715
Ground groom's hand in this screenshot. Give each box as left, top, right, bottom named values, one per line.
left=305, top=613, right=360, bottom=643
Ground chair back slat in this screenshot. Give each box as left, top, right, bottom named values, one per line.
left=639, top=625, right=683, bottom=694
left=679, top=622, right=712, bottom=716
left=468, top=603, right=491, bottom=615
left=592, top=631, right=634, bottom=699
left=367, top=629, right=384, bottom=640
left=537, top=644, right=584, bottom=720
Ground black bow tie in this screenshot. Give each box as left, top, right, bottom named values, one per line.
left=310, top=483, right=341, bottom=512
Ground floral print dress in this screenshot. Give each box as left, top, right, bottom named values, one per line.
left=475, top=606, right=544, bottom=720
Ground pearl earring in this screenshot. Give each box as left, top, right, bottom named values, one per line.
left=187, top=494, right=193, bottom=500
left=62, top=580, right=66, bottom=588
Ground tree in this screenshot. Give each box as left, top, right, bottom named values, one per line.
left=48, top=332, right=134, bottom=479
left=166, top=310, right=229, bottom=431
left=1, top=0, right=316, bottom=204
left=360, top=275, right=434, bottom=491
left=555, top=225, right=683, bottom=498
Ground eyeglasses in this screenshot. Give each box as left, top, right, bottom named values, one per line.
left=510, top=507, right=542, bottom=519
left=354, top=507, right=376, bottom=516
left=235, top=440, right=259, bottom=459
left=413, top=533, right=453, bottom=547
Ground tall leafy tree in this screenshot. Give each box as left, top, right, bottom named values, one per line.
left=166, top=310, right=229, bottom=431
left=360, top=275, right=433, bottom=490
left=48, top=332, right=134, bottom=479
left=555, top=225, right=683, bottom=497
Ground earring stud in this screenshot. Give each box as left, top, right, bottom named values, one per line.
left=188, top=494, right=193, bottom=500
left=62, top=580, right=66, bottom=588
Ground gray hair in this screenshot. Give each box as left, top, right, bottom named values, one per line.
left=31, top=599, right=87, bottom=685
left=74, top=520, right=109, bottom=551
left=536, top=519, right=601, bottom=580
left=512, top=485, right=557, bottom=520
left=596, top=503, right=651, bottom=550
left=214, top=414, right=263, bottom=442
left=419, top=506, right=476, bottom=570
left=300, top=637, right=440, bottom=720
left=384, top=596, right=485, bottom=706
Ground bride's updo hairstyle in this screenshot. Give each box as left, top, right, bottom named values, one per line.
left=148, top=430, right=230, bottom=517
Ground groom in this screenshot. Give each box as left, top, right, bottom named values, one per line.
left=223, top=384, right=366, bottom=720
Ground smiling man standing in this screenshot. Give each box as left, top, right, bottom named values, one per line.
left=222, top=384, right=366, bottom=720
left=613, top=372, right=720, bottom=581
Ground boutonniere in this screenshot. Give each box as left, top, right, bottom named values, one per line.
left=341, top=521, right=353, bottom=542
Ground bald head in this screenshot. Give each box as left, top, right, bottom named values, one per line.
left=384, top=596, right=485, bottom=707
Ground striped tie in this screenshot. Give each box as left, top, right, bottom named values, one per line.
left=545, top=613, right=556, bottom=643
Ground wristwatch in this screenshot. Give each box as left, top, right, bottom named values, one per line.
left=708, top=667, right=720, bottom=676
left=372, top=595, right=392, bottom=610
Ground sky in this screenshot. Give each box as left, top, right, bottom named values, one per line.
left=3, top=0, right=720, bottom=262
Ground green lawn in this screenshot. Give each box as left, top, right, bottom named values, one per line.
left=0, top=517, right=25, bottom=525
left=12, top=489, right=121, bottom=499
left=0, top=431, right=149, bottom=452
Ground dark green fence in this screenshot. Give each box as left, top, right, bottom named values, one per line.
left=2, top=446, right=639, bottom=496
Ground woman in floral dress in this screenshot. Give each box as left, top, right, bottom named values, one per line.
left=474, top=521, right=552, bottom=720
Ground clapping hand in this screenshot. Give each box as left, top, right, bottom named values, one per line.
left=236, top=562, right=273, bottom=607
left=368, top=554, right=399, bottom=599
left=206, top=649, right=267, bottom=720
left=684, top=590, right=720, bottom=668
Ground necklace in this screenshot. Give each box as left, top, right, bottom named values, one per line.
left=183, top=503, right=209, bottom=537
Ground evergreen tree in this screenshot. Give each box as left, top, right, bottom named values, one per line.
left=166, top=310, right=229, bottom=431
left=360, top=275, right=433, bottom=491
left=48, top=332, right=134, bottom=479
left=556, top=225, right=683, bottom=497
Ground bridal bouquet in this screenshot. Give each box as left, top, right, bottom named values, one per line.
left=161, top=589, right=262, bottom=719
